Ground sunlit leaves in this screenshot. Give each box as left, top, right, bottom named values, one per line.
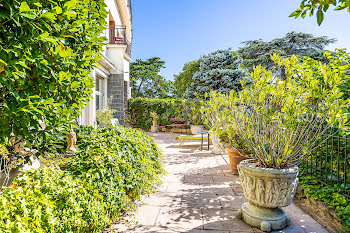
left=290, top=0, right=350, bottom=25
left=0, top=0, right=108, bottom=152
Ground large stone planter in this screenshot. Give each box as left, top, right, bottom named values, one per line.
left=211, top=133, right=225, bottom=154
left=237, top=159, right=299, bottom=232
left=190, top=125, right=204, bottom=135
left=151, top=126, right=159, bottom=133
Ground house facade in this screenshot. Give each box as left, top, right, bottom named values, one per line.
left=78, top=0, right=132, bottom=126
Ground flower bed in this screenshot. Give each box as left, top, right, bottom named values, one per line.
left=0, top=126, right=165, bottom=232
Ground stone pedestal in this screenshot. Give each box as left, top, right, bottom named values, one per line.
left=238, top=203, right=291, bottom=232
left=151, top=126, right=158, bottom=133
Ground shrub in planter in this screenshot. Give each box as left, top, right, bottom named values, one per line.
left=218, top=128, right=251, bottom=174
left=200, top=91, right=225, bottom=154
left=185, top=98, right=204, bottom=134
left=225, top=53, right=348, bottom=232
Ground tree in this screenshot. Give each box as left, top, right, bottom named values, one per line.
left=0, top=0, right=107, bottom=153
left=184, top=49, right=247, bottom=99
left=130, top=57, right=173, bottom=98
left=173, top=60, right=200, bottom=98
left=238, top=32, right=336, bottom=72
left=290, top=0, right=350, bottom=25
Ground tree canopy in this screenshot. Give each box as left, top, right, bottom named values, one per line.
left=0, top=0, right=107, bottom=152
left=184, top=49, right=247, bottom=99
left=290, top=0, right=350, bottom=25
left=238, top=32, right=336, bottom=72
left=173, top=60, right=200, bottom=98
left=130, top=57, right=173, bottom=98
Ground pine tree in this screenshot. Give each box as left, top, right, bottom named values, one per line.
left=184, top=49, right=247, bottom=99
left=238, top=32, right=336, bottom=71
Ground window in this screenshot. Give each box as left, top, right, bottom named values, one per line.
left=95, top=76, right=105, bottom=110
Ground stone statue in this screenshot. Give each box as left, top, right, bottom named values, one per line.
left=266, top=180, right=275, bottom=204
left=247, top=176, right=256, bottom=199
left=256, top=179, right=265, bottom=203
left=66, top=125, right=78, bottom=152
left=278, top=182, right=288, bottom=204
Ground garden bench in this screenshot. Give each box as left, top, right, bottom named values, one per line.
left=166, top=118, right=190, bottom=134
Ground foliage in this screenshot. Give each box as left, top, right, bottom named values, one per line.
left=173, top=60, right=200, bottom=98
left=225, top=52, right=348, bottom=169
left=96, top=97, right=116, bottom=127
left=130, top=57, right=173, bottom=98
left=0, top=126, right=165, bottom=232
left=238, top=32, right=336, bottom=72
left=185, top=98, right=203, bottom=125
left=184, top=49, right=247, bottom=99
left=299, top=176, right=350, bottom=232
left=0, top=0, right=107, bottom=153
left=150, top=112, right=158, bottom=121
left=128, top=97, right=185, bottom=130
left=201, top=91, right=251, bottom=154
left=290, top=0, right=350, bottom=25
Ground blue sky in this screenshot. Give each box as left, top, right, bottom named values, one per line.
left=130, top=0, right=350, bottom=80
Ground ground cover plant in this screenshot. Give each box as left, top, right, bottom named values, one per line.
left=298, top=175, right=350, bottom=232
left=0, top=126, right=165, bottom=232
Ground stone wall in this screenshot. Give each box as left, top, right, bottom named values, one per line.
left=107, top=73, right=125, bottom=125
left=293, top=185, right=343, bottom=233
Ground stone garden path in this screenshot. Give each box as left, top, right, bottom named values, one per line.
left=109, top=133, right=328, bottom=233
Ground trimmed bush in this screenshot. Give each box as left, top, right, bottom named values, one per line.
left=0, top=126, right=164, bottom=232
left=128, top=97, right=185, bottom=130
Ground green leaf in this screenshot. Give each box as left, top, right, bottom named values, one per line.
left=40, top=12, right=56, bottom=21
left=54, top=6, right=62, bottom=14
left=19, top=2, right=31, bottom=13
left=18, top=61, right=30, bottom=70
left=317, top=8, right=324, bottom=25
left=71, top=81, right=79, bottom=88
left=34, top=2, right=42, bottom=7
left=0, top=58, right=7, bottom=65
left=20, top=12, right=37, bottom=19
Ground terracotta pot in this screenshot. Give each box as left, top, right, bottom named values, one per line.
left=152, top=120, right=157, bottom=126
left=237, top=159, right=299, bottom=232
left=226, top=147, right=248, bottom=174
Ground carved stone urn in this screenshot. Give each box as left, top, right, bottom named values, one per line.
left=211, top=133, right=225, bottom=155
left=237, top=159, right=299, bottom=232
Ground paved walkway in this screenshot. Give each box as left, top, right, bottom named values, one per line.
left=109, top=133, right=328, bottom=233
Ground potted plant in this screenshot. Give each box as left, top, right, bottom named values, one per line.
left=150, top=112, right=158, bottom=126
left=218, top=127, right=251, bottom=174
left=150, top=112, right=159, bottom=133
left=225, top=54, right=348, bottom=232
left=200, top=91, right=226, bottom=154
left=96, top=97, right=116, bottom=128
left=185, top=98, right=204, bottom=134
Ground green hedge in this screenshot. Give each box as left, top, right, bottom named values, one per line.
left=128, top=97, right=185, bottom=130
left=0, top=126, right=164, bottom=232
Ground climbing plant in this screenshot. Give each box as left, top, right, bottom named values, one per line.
left=0, top=0, right=107, bottom=152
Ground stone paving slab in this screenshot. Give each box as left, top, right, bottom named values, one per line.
left=107, top=133, right=329, bottom=233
